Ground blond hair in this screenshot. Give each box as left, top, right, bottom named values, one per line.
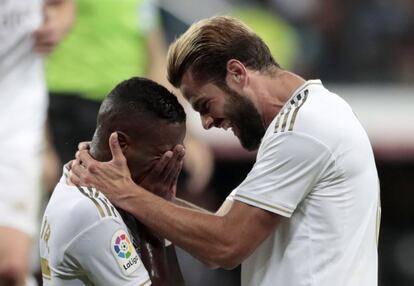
left=167, top=16, right=278, bottom=88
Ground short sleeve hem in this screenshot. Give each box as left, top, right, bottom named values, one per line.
left=225, top=189, right=237, bottom=202
left=234, top=192, right=293, bottom=218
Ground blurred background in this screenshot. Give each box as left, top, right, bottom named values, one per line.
left=2, top=0, right=412, bottom=285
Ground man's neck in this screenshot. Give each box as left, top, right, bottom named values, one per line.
left=254, top=70, right=306, bottom=127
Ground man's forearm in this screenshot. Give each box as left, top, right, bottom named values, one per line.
left=120, top=184, right=235, bottom=269
left=172, top=197, right=212, bottom=214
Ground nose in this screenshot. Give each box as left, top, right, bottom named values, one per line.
left=201, top=115, right=214, bottom=130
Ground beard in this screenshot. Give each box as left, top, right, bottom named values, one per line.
left=221, top=85, right=266, bottom=151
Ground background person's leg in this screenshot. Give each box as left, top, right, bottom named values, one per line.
left=0, top=227, right=32, bottom=286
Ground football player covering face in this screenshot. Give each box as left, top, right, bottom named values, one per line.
left=88, top=78, right=187, bottom=285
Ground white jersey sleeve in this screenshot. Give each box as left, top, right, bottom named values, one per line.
left=233, top=132, right=335, bottom=218
left=64, top=218, right=151, bottom=286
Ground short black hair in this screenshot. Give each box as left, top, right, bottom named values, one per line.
left=105, top=77, right=186, bottom=124
left=93, top=77, right=186, bottom=152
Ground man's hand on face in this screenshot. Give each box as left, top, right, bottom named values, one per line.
left=140, top=145, right=185, bottom=201
left=70, top=133, right=132, bottom=207
left=69, top=133, right=185, bottom=207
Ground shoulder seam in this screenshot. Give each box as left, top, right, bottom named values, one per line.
left=76, top=186, right=106, bottom=218
left=274, top=89, right=309, bottom=134
left=76, top=186, right=117, bottom=218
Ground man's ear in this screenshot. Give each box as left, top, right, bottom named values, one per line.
left=225, top=59, right=247, bottom=89
left=115, top=131, right=130, bottom=154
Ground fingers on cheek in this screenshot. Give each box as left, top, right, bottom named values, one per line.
left=119, top=155, right=127, bottom=165
left=69, top=171, right=80, bottom=185
left=169, top=162, right=183, bottom=184
left=72, top=176, right=80, bottom=185
left=155, top=156, right=168, bottom=173
left=167, top=157, right=181, bottom=177
left=167, top=152, right=178, bottom=169
left=87, top=163, right=97, bottom=174
left=79, top=150, right=90, bottom=162
left=79, top=172, right=90, bottom=186
left=165, top=151, right=173, bottom=161
left=178, top=161, right=184, bottom=172
left=72, top=161, right=81, bottom=174
left=179, top=150, right=185, bottom=161
left=78, top=142, right=90, bottom=150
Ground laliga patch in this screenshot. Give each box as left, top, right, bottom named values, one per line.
left=111, top=229, right=141, bottom=276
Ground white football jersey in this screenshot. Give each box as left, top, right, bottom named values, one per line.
left=0, top=0, right=48, bottom=237
left=40, top=170, right=151, bottom=286
left=229, top=80, right=380, bottom=286
left=0, top=0, right=47, bottom=134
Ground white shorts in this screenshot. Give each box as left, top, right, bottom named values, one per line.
left=0, top=129, right=43, bottom=237
left=0, top=56, right=47, bottom=237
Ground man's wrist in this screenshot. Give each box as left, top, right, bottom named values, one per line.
left=119, top=178, right=147, bottom=214
left=116, top=178, right=142, bottom=212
